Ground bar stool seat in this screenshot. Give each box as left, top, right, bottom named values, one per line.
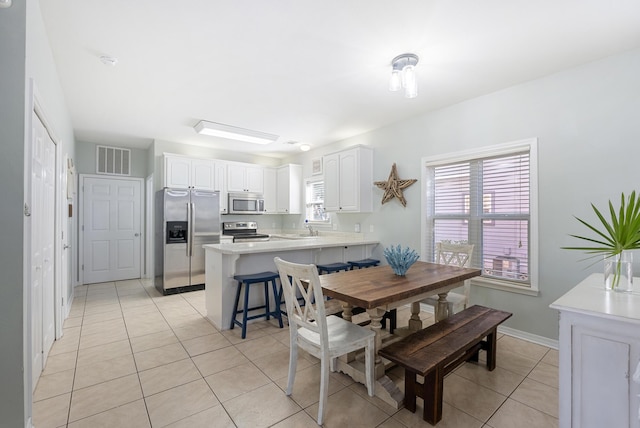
left=316, top=262, right=351, bottom=275
left=231, top=271, right=283, bottom=339
left=347, top=258, right=380, bottom=269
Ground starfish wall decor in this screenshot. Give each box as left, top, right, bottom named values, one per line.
left=374, top=163, right=417, bottom=207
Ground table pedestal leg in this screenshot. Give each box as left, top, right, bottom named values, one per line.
left=408, top=302, right=423, bottom=331
left=339, top=303, right=356, bottom=363
left=435, top=293, right=450, bottom=322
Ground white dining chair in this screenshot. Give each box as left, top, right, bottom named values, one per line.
left=274, top=257, right=375, bottom=426
left=423, top=242, right=475, bottom=320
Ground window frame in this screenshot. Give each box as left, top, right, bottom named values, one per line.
left=305, top=177, right=331, bottom=225
left=421, top=138, right=539, bottom=295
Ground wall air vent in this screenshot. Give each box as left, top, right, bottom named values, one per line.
left=96, top=145, right=131, bottom=176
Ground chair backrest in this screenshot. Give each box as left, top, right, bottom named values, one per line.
left=274, top=257, right=329, bottom=343
left=435, top=242, right=474, bottom=268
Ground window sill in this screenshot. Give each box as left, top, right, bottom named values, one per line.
left=472, top=276, right=539, bottom=296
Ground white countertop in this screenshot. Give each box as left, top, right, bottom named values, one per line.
left=550, top=273, right=640, bottom=322
left=204, top=235, right=379, bottom=255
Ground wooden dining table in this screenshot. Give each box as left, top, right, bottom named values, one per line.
left=319, top=260, right=481, bottom=408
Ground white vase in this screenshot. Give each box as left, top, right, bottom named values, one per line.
left=604, top=251, right=633, bottom=292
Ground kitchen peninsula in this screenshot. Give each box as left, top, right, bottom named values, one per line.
left=203, top=234, right=379, bottom=330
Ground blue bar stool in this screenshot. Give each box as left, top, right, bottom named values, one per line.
left=316, top=262, right=351, bottom=275
left=347, top=258, right=380, bottom=269
left=230, top=271, right=283, bottom=339
left=347, top=258, right=397, bottom=334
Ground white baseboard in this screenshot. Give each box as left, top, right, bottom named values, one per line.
left=418, top=303, right=558, bottom=350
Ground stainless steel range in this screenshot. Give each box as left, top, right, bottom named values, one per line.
left=222, top=221, right=270, bottom=242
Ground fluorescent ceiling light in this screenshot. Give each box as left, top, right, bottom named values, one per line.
left=194, top=120, right=279, bottom=145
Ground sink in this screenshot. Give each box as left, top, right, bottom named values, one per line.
left=273, top=233, right=319, bottom=240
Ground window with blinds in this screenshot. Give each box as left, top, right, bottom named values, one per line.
left=425, top=141, right=536, bottom=289
left=306, top=179, right=329, bottom=223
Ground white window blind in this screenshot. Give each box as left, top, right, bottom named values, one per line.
left=427, top=148, right=532, bottom=287
left=306, top=179, right=329, bottom=223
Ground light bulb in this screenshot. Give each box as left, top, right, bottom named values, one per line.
left=402, top=65, right=417, bottom=98
left=389, top=69, right=401, bottom=91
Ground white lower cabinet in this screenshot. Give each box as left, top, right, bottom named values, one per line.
left=551, top=273, right=640, bottom=428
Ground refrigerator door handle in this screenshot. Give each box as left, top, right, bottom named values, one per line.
left=189, top=202, right=195, bottom=257
left=187, top=202, right=192, bottom=257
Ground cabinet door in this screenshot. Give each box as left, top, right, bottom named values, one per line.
left=338, top=149, right=359, bottom=211
left=246, top=166, right=264, bottom=193
left=276, top=166, right=290, bottom=213
left=323, top=153, right=340, bottom=211
left=227, top=164, right=247, bottom=192
left=191, top=159, right=215, bottom=190
left=215, top=162, right=228, bottom=214
left=165, top=156, right=191, bottom=189
left=263, top=168, right=277, bottom=213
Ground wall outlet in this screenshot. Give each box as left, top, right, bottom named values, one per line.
left=355, top=223, right=361, bottom=233
left=271, top=223, right=276, bottom=228
left=369, top=225, right=374, bottom=233
left=333, top=223, right=338, bottom=231
left=292, top=222, right=296, bottom=229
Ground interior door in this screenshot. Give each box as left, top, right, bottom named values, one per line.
left=31, top=111, right=56, bottom=389
left=82, top=176, right=142, bottom=284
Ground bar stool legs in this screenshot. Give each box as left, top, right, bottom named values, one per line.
left=230, top=271, right=283, bottom=339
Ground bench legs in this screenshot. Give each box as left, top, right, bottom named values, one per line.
left=402, top=328, right=499, bottom=425
left=404, top=367, right=444, bottom=425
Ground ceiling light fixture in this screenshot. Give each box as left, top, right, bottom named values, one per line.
left=389, top=53, right=419, bottom=98
left=194, top=120, right=279, bottom=145
left=100, top=55, right=118, bottom=66
left=299, top=144, right=311, bottom=152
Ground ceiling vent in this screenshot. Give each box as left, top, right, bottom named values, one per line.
left=96, top=145, right=131, bottom=176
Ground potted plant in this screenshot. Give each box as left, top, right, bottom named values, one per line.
left=563, top=191, right=640, bottom=291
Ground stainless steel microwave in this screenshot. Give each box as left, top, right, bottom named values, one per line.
left=227, top=192, right=265, bottom=215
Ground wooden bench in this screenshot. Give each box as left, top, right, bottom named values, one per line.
left=378, top=305, right=512, bottom=425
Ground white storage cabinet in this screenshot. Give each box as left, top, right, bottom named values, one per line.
left=227, top=162, right=264, bottom=193
left=276, top=164, right=302, bottom=214
left=550, top=273, right=640, bottom=428
left=164, top=154, right=215, bottom=191
left=323, top=146, right=373, bottom=212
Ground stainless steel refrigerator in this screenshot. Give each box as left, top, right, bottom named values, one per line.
left=155, top=188, right=220, bottom=294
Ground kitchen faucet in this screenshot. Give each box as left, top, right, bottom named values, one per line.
left=304, top=220, right=318, bottom=236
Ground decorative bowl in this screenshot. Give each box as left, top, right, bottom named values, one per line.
left=383, top=245, right=420, bottom=276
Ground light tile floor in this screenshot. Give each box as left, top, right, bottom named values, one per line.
left=33, top=279, right=559, bottom=427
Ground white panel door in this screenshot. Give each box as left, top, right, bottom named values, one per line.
left=31, top=111, right=56, bottom=389
left=83, top=177, right=141, bottom=284
left=41, top=127, right=56, bottom=362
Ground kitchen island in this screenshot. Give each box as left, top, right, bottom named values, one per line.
left=203, top=234, right=379, bottom=330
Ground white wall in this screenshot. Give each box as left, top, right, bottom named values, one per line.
left=75, top=140, right=148, bottom=177
left=291, top=48, right=640, bottom=341
left=0, top=2, right=28, bottom=426
left=0, top=0, right=76, bottom=426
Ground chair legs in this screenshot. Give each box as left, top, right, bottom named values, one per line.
left=317, top=357, right=331, bottom=426
left=365, top=337, right=375, bottom=397
left=286, top=329, right=298, bottom=396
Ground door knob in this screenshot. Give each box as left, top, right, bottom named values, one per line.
left=63, top=244, right=71, bottom=249
left=134, top=233, right=140, bottom=237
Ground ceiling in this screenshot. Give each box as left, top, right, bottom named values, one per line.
left=39, top=0, right=640, bottom=158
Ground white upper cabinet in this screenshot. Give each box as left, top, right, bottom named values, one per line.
left=276, top=164, right=302, bottom=214
left=323, top=146, right=373, bottom=212
left=215, top=162, right=228, bottom=214
left=227, top=162, right=264, bottom=193
left=165, top=154, right=215, bottom=191
left=263, top=167, right=277, bottom=214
